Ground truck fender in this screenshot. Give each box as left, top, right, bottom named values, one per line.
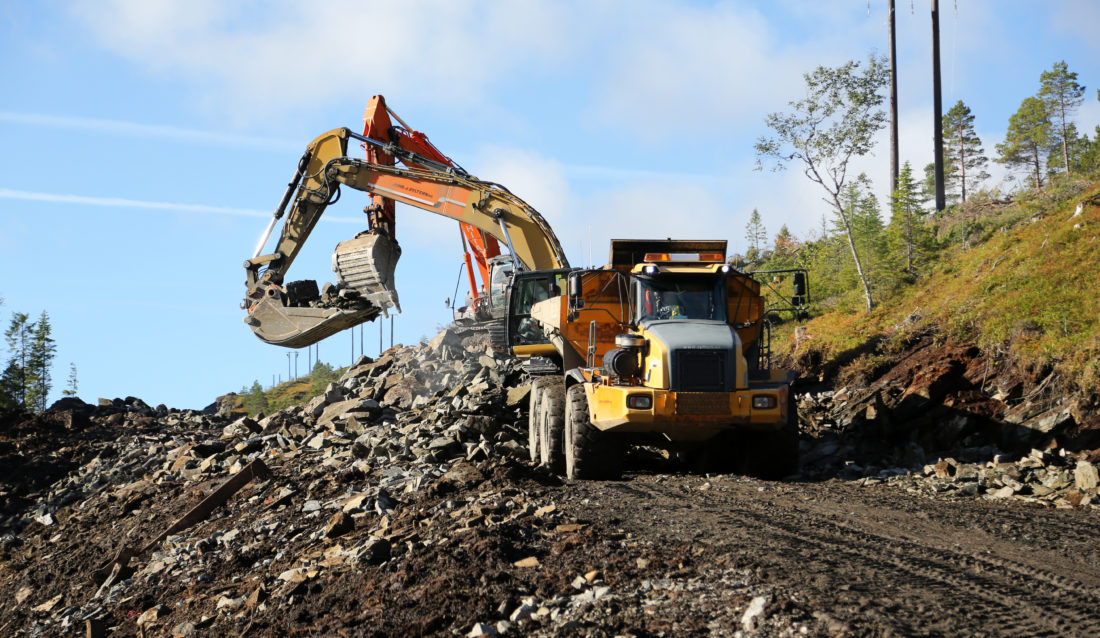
left=564, top=369, right=587, bottom=388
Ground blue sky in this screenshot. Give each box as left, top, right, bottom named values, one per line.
left=2, top=1, right=1098, bottom=409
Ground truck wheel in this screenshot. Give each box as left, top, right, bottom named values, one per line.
left=564, top=384, right=623, bottom=480
left=528, top=377, right=553, bottom=464
left=539, top=381, right=566, bottom=473
left=745, top=393, right=800, bottom=480
left=691, top=433, right=740, bottom=475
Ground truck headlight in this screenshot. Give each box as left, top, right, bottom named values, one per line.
left=752, top=395, right=777, bottom=409
left=627, top=394, right=652, bottom=410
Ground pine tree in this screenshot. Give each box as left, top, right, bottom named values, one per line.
left=844, top=177, right=890, bottom=290
left=309, top=361, right=339, bottom=396
left=942, top=101, right=990, bottom=202
left=2, top=312, right=33, bottom=409
left=242, top=380, right=268, bottom=415
left=62, top=363, right=78, bottom=397
left=887, top=162, right=934, bottom=277
left=1045, top=123, right=1093, bottom=174
left=0, top=361, right=19, bottom=410
left=921, top=156, right=958, bottom=207
left=1039, top=61, right=1086, bottom=174
left=745, top=208, right=768, bottom=257
left=26, top=311, right=56, bottom=412
left=997, top=97, right=1052, bottom=189
left=1077, top=125, right=1100, bottom=173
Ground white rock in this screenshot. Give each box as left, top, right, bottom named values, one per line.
left=509, top=603, right=536, bottom=622
left=741, top=596, right=769, bottom=632
left=466, top=622, right=497, bottom=637
left=1075, top=461, right=1099, bottom=491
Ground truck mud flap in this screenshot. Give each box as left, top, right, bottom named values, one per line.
left=333, top=231, right=402, bottom=313
left=246, top=297, right=380, bottom=348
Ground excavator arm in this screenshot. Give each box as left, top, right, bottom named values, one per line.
left=243, top=127, right=568, bottom=348
left=360, top=95, right=502, bottom=300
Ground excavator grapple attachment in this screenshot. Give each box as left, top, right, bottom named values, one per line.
left=333, top=231, right=402, bottom=313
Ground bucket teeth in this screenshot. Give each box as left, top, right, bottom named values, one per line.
left=332, top=231, right=402, bottom=314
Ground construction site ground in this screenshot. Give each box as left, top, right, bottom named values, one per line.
left=2, top=327, right=1099, bottom=636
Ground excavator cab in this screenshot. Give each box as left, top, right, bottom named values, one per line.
left=504, top=268, right=573, bottom=366
left=454, top=254, right=517, bottom=324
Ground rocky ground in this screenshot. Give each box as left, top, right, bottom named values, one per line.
left=0, top=326, right=1098, bottom=636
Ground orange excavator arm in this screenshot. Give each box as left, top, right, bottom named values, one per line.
left=360, top=95, right=501, bottom=300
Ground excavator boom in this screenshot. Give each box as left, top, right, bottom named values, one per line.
left=243, top=126, right=568, bottom=348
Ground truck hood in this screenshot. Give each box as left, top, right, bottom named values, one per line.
left=642, top=320, right=741, bottom=392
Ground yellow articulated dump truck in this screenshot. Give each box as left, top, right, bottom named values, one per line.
left=518, top=239, right=806, bottom=480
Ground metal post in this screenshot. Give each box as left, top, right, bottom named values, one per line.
left=294, top=352, right=299, bottom=379
left=379, top=320, right=383, bottom=355
left=390, top=315, right=394, bottom=349
left=286, top=352, right=291, bottom=383
left=932, top=0, right=946, bottom=211
left=888, top=0, right=899, bottom=196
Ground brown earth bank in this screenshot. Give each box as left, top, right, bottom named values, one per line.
left=0, top=327, right=1098, bottom=637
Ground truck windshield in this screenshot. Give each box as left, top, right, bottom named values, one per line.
left=636, top=276, right=725, bottom=322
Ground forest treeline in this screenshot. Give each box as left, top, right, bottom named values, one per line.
left=748, top=58, right=1098, bottom=314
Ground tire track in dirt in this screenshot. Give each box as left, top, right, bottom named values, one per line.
left=566, top=474, right=1100, bottom=636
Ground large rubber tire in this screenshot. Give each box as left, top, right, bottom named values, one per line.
left=528, top=377, right=553, bottom=464
left=743, top=393, right=800, bottom=480
left=693, top=394, right=800, bottom=479
left=539, top=381, right=567, bottom=473
left=690, top=432, right=741, bottom=475
left=564, top=384, right=623, bottom=480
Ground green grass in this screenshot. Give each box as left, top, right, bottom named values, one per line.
left=231, top=363, right=348, bottom=416
left=776, top=177, right=1100, bottom=394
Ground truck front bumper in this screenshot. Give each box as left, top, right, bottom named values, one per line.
left=586, top=383, right=789, bottom=442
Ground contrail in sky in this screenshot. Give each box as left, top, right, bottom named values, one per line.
left=0, top=188, right=363, bottom=224
left=0, top=111, right=298, bottom=151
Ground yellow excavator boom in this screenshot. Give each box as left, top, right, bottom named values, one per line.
left=243, top=127, right=568, bottom=348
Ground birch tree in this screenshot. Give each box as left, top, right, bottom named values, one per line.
left=755, top=55, right=890, bottom=311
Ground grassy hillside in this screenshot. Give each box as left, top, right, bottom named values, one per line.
left=229, top=362, right=347, bottom=417
left=774, top=176, right=1100, bottom=394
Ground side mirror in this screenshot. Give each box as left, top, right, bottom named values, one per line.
left=567, top=272, right=584, bottom=308
left=792, top=271, right=807, bottom=307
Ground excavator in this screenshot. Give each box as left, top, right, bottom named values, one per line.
left=242, top=96, right=569, bottom=348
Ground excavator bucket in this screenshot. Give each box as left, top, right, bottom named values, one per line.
left=333, top=231, right=402, bottom=313
left=247, top=298, right=381, bottom=349
left=244, top=230, right=401, bottom=349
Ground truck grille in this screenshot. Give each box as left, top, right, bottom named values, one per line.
left=676, top=393, right=731, bottom=415
left=675, top=350, right=726, bottom=392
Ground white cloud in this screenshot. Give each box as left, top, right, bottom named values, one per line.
left=66, top=0, right=575, bottom=124
left=0, top=188, right=362, bottom=223
left=0, top=111, right=296, bottom=150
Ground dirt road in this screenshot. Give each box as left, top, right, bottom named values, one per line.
left=551, top=469, right=1100, bottom=636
